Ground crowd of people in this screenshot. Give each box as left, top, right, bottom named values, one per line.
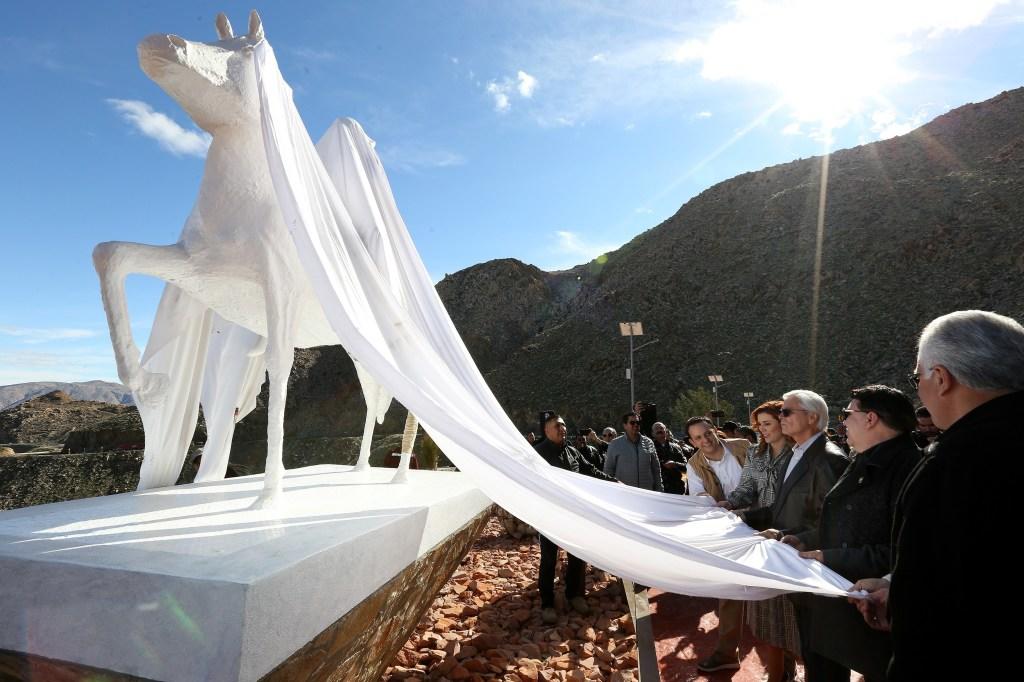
left=524, top=310, right=1023, bottom=681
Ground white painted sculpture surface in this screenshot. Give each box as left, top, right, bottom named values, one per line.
left=94, top=11, right=415, bottom=506
left=93, top=11, right=860, bottom=599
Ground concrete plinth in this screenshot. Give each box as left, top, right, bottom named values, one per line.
left=0, top=465, right=492, bottom=681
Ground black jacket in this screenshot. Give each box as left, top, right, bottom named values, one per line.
left=654, top=440, right=689, bottom=494
left=887, top=391, right=1022, bottom=681
left=744, top=432, right=848, bottom=535
left=576, top=443, right=606, bottom=472
left=798, top=433, right=921, bottom=580
left=796, top=433, right=920, bottom=679
left=534, top=438, right=615, bottom=481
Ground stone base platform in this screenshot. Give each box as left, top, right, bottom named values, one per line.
left=0, top=465, right=493, bottom=681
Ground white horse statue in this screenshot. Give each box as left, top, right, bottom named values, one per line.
left=93, top=11, right=418, bottom=507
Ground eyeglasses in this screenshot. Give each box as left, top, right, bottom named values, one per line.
left=837, top=408, right=868, bottom=422
left=779, top=408, right=809, bottom=417
left=626, top=420, right=640, bottom=426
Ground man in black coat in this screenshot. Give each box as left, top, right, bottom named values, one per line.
left=784, top=385, right=920, bottom=682
left=573, top=430, right=605, bottom=471
left=852, top=311, right=1024, bottom=681
left=533, top=412, right=616, bottom=624
left=651, top=421, right=690, bottom=494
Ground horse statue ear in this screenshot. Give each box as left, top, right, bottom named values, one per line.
left=248, top=10, right=264, bottom=41
left=215, top=13, right=234, bottom=40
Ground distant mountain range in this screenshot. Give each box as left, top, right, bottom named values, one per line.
left=0, top=381, right=132, bottom=411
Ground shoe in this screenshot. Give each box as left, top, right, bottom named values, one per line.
left=542, top=607, right=558, bottom=624
left=569, top=596, right=592, bottom=616
left=696, top=652, right=740, bottom=672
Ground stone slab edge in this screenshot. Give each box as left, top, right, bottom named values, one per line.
left=0, top=506, right=495, bottom=682
left=260, top=504, right=496, bottom=682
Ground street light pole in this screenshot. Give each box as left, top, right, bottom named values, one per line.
left=707, top=374, right=724, bottom=425
left=619, top=322, right=644, bottom=407
left=622, top=331, right=630, bottom=405
left=743, top=391, right=754, bottom=417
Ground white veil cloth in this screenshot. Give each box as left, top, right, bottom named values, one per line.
left=133, top=40, right=854, bottom=600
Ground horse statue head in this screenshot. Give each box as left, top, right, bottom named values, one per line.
left=138, top=10, right=265, bottom=132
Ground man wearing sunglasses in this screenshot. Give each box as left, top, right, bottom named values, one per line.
left=851, top=310, right=1024, bottom=682
left=783, top=385, right=920, bottom=682
left=744, top=390, right=847, bottom=680
left=603, top=412, right=664, bottom=492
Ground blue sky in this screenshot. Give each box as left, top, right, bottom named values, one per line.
left=1, top=0, right=1022, bottom=384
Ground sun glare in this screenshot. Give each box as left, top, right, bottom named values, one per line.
left=697, top=0, right=1002, bottom=128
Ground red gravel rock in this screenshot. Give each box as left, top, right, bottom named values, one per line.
left=382, top=516, right=636, bottom=680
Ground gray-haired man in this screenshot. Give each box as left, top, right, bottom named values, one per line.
left=853, top=310, right=1024, bottom=681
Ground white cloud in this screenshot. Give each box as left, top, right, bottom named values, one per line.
left=485, top=71, right=539, bottom=112
left=538, top=230, right=622, bottom=270
left=0, top=348, right=117, bottom=384
left=692, top=0, right=1005, bottom=125
left=0, top=326, right=98, bottom=344
left=495, top=1, right=1004, bottom=130
left=289, top=47, right=337, bottom=61
left=781, top=121, right=802, bottom=136
left=108, top=99, right=211, bottom=157
left=871, top=108, right=928, bottom=139
left=662, top=39, right=705, bottom=64
left=486, top=81, right=512, bottom=112
left=517, top=70, right=538, bottom=97
left=378, top=144, right=467, bottom=173
left=696, top=111, right=712, bottom=119
left=625, top=122, right=635, bottom=131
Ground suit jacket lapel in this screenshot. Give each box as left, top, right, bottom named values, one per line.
left=772, top=434, right=821, bottom=515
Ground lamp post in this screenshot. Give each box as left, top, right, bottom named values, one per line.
left=707, top=374, right=724, bottom=425
left=619, top=322, right=644, bottom=407
left=743, top=391, right=754, bottom=417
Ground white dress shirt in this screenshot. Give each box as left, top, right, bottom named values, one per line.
left=783, top=431, right=823, bottom=483
left=687, top=448, right=744, bottom=497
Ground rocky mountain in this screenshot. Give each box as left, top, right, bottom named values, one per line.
left=9, top=87, right=1024, bottom=456
left=0, top=380, right=132, bottom=410
left=0, top=390, right=137, bottom=447
left=445, top=87, right=1024, bottom=429
left=228, top=86, right=1024, bottom=437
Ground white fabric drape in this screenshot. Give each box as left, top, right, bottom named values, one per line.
left=251, top=42, right=853, bottom=599
left=136, top=286, right=212, bottom=489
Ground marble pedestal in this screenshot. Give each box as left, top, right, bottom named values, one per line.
left=0, top=465, right=492, bottom=681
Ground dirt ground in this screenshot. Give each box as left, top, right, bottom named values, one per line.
left=381, top=517, right=830, bottom=681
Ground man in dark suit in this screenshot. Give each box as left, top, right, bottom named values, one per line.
left=744, top=389, right=847, bottom=682
left=852, top=311, right=1024, bottom=681
left=744, top=389, right=848, bottom=538
left=784, top=385, right=920, bottom=682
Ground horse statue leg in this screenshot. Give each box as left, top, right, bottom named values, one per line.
left=352, top=362, right=390, bottom=473
left=389, top=411, right=419, bottom=484
left=251, top=264, right=299, bottom=509
left=92, top=241, right=192, bottom=407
